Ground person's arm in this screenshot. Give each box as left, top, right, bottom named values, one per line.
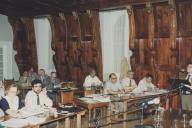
left=95, top=76, right=102, bottom=86
left=0, top=98, right=9, bottom=112
left=18, top=98, right=24, bottom=109
left=83, top=76, right=90, bottom=87
left=41, top=92, right=53, bottom=107
left=149, top=83, right=155, bottom=88
left=44, top=97, right=53, bottom=107
left=25, top=91, right=33, bottom=107
left=0, top=98, right=19, bottom=117
left=129, top=80, right=137, bottom=90
left=107, top=89, right=120, bottom=95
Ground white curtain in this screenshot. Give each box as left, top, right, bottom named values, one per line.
left=34, top=18, right=56, bottom=75
left=99, top=10, right=132, bottom=81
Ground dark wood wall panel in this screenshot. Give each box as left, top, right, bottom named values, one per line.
left=178, top=38, right=192, bottom=69
left=49, top=14, right=69, bottom=81
left=177, top=3, right=192, bottom=37
left=154, top=5, right=170, bottom=38
left=134, top=6, right=148, bottom=38
left=156, top=38, right=171, bottom=65
left=129, top=1, right=188, bottom=108
left=8, top=17, right=38, bottom=75
left=49, top=11, right=102, bottom=86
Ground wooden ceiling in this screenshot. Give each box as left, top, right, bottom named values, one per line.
left=0, top=0, right=172, bottom=17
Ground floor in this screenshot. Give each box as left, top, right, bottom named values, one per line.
left=80, top=112, right=151, bottom=128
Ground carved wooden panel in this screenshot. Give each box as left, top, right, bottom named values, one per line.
left=49, top=11, right=102, bottom=86
left=134, top=5, right=149, bottom=38
left=49, top=14, right=70, bottom=81
left=128, top=1, right=192, bottom=109
left=78, top=11, right=93, bottom=42
left=177, top=3, right=192, bottom=37
left=154, top=5, right=170, bottom=38
left=177, top=2, right=192, bottom=70
left=8, top=17, right=38, bottom=75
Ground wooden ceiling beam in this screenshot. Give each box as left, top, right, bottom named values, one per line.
left=0, top=0, right=170, bottom=17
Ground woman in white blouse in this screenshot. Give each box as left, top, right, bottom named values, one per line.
left=0, top=84, right=23, bottom=117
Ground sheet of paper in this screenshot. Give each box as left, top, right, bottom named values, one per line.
left=25, top=116, right=46, bottom=125
left=0, top=118, right=29, bottom=128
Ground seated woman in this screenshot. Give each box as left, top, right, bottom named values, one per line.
left=121, top=71, right=137, bottom=93
left=0, top=84, right=24, bottom=117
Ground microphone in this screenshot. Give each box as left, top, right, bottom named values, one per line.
left=179, top=83, right=185, bottom=89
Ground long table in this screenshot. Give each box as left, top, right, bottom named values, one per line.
left=72, top=89, right=177, bottom=128
left=115, top=89, right=174, bottom=128
left=0, top=108, right=85, bottom=128
left=74, top=95, right=111, bottom=128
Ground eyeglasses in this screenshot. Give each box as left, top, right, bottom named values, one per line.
left=111, top=77, right=117, bottom=80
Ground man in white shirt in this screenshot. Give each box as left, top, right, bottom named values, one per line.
left=104, top=73, right=124, bottom=113
left=133, top=74, right=155, bottom=93
left=83, top=69, right=102, bottom=87
left=25, top=79, right=53, bottom=109
left=121, top=71, right=137, bottom=93
left=36, top=69, right=49, bottom=86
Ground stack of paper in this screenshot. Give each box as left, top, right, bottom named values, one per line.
left=25, top=116, right=46, bottom=125
left=93, top=95, right=111, bottom=102
left=0, top=116, right=46, bottom=127
left=0, top=118, right=29, bottom=128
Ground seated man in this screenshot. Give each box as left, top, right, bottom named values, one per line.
left=133, top=74, right=155, bottom=93
left=28, top=67, right=37, bottom=82
left=121, top=71, right=137, bottom=93
left=25, top=79, right=53, bottom=109
left=36, top=69, right=49, bottom=86
left=25, top=80, right=56, bottom=128
left=45, top=72, right=60, bottom=90
left=83, top=68, right=102, bottom=88
left=44, top=72, right=61, bottom=105
left=104, top=73, right=124, bottom=113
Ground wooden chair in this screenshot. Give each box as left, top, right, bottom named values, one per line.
left=84, top=89, right=96, bottom=96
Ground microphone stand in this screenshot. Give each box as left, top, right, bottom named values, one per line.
left=170, top=65, right=182, bottom=111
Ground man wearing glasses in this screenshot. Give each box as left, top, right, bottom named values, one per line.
left=25, top=79, right=53, bottom=108
left=104, top=73, right=124, bottom=113
left=45, top=72, right=60, bottom=90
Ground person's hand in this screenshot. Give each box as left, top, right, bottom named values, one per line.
left=146, top=87, right=153, bottom=92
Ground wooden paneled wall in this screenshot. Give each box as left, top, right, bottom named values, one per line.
left=8, top=11, right=102, bottom=86
left=128, top=1, right=192, bottom=108
left=7, top=0, right=192, bottom=107
left=8, top=17, right=38, bottom=75
left=48, top=11, right=102, bottom=86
